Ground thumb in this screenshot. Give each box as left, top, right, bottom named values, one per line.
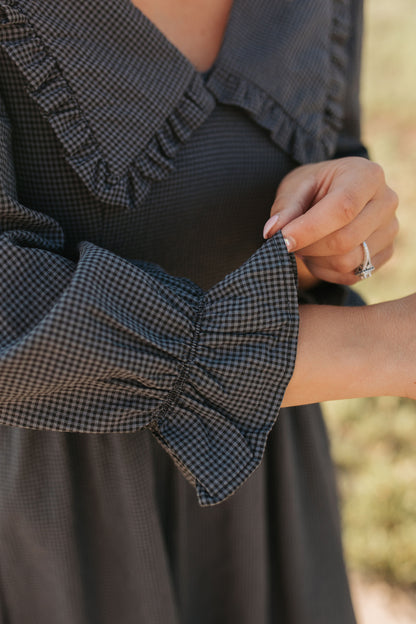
left=263, top=174, right=317, bottom=239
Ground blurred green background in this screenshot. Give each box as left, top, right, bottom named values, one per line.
left=323, top=0, right=416, bottom=590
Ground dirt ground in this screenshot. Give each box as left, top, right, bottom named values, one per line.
left=350, top=574, right=416, bottom=624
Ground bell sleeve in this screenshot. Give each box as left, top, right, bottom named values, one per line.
left=0, top=94, right=299, bottom=506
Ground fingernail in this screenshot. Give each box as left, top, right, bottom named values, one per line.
left=263, top=214, right=279, bottom=239
left=284, top=236, right=296, bottom=252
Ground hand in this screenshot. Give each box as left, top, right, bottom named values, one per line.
left=263, top=157, right=399, bottom=286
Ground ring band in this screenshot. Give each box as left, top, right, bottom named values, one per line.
left=354, top=241, right=375, bottom=280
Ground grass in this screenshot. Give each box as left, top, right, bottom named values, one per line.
left=323, top=0, right=416, bottom=590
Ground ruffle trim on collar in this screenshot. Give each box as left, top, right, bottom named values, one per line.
left=0, top=0, right=351, bottom=210
left=206, top=0, right=350, bottom=165
left=207, top=70, right=325, bottom=165
left=0, top=0, right=216, bottom=208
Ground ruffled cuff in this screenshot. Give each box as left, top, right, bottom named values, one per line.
left=151, top=234, right=298, bottom=505
left=0, top=222, right=297, bottom=505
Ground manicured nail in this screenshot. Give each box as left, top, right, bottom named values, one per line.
left=284, top=236, right=295, bottom=252
left=263, top=214, right=279, bottom=239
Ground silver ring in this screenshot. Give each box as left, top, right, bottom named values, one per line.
left=354, top=241, right=375, bottom=280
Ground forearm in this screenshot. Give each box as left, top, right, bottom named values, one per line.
left=281, top=298, right=414, bottom=406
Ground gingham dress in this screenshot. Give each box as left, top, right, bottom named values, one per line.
left=0, top=1, right=364, bottom=622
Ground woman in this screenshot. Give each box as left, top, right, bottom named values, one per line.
left=0, top=0, right=414, bottom=622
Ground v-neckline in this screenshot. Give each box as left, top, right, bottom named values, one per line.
left=126, top=0, right=237, bottom=77
left=2, top=0, right=353, bottom=209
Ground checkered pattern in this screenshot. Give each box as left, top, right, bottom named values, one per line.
left=0, top=0, right=358, bottom=506
left=0, top=0, right=303, bottom=504
left=1, top=0, right=352, bottom=209
left=0, top=0, right=367, bottom=621
left=0, top=139, right=298, bottom=504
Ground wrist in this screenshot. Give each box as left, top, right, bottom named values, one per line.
left=282, top=301, right=406, bottom=407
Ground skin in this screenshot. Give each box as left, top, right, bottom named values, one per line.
left=281, top=295, right=416, bottom=407
left=130, top=0, right=234, bottom=72
left=263, top=157, right=399, bottom=287
left=130, top=0, right=415, bottom=405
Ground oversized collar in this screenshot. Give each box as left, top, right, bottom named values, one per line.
left=0, top=0, right=351, bottom=208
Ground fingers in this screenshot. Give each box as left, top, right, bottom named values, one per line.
left=263, top=175, right=317, bottom=239
left=281, top=177, right=380, bottom=252
left=263, top=158, right=387, bottom=251
left=301, top=219, right=398, bottom=285
left=305, top=217, right=398, bottom=268
left=297, top=188, right=399, bottom=258
left=264, top=158, right=399, bottom=287
left=302, top=244, right=395, bottom=286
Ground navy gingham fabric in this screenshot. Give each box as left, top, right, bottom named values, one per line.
left=0, top=0, right=366, bottom=620
left=0, top=174, right=298, bottom=505
left=0, top=0, right=352, bottom=208
left=0, top=0, right=302, bottom=503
